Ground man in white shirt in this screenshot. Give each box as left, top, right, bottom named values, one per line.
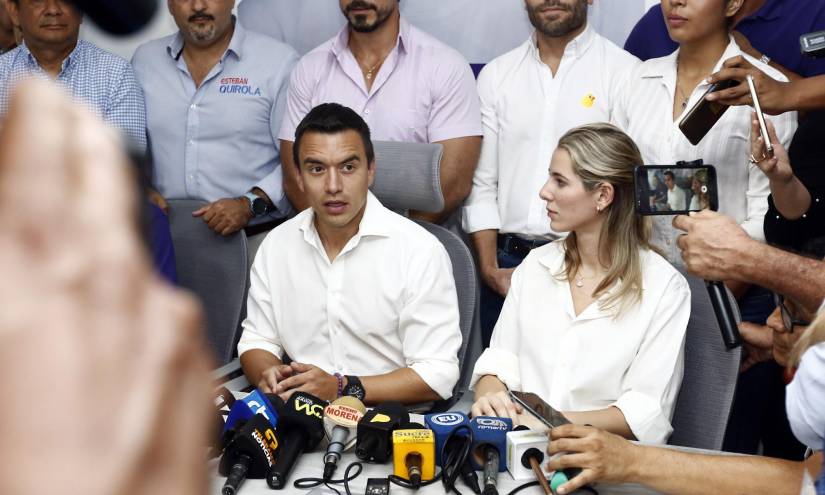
left=461, top=0, right=638, bottom=345
left=664, top=171, right=687, bottom=212
left=238, top=103, right=462, bottom=406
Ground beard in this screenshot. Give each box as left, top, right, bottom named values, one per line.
left=527, top=0, right=588, bottom=37
left=342, top=1, right=395, bottom=33
left=186, top=13, right=219, bottom=43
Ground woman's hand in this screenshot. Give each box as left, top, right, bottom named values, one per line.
left=749, top=113, right=793, bottom=184
left=471, top=390, right=523, bottom=421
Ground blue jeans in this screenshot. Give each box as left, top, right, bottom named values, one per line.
left=479, top=249, right=525, bottom=349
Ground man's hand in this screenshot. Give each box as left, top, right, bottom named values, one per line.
left=192, top=197, right=252, bottom=236
left=257, top=364, right=295, bottom=394
left=545, top=425, right=638, bottom=495
left=705, top=56, right=791, bottom=115
left=673, top=211, right=754, bottom=281
left=274, top=362, right=339, bottom=402
left=482, top=266, right=516, bottom=298
left=147, top=187, right=169, bottom=215
left=470, top=390, right=522, bottom=421
left=0, top=80, right=212, bottom=495
left=739, top=322, right=774, bottom=373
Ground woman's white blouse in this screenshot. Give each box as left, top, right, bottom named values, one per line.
left=471, top=241, right=691, bottom=444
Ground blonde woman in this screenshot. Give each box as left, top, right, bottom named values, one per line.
left=470, top=124, right=691, bottom=445
left=786, top=309, right=825, bottom=453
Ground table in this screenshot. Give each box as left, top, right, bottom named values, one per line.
left=210, top=452, right=663, bottom=495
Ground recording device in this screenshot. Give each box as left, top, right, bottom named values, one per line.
left=425, top=412, right=480, bottom=494
left=266, top=392, right=327, bottom=490
left=508, top=392, right=582, bottom=483
left=634, top=164, right=719, bottom=215
left=219, top=414, right=280, bottom=495
left=746, top=74, right=773, bottom=157
left=322, top=396, right=366, bottom=480
left=391, top=422, right=436, bottom=487
left=800, top=30, right=825, bottom=58
left=678, top=79, right=738, bottom=145
left=633, top=162, right=740, bottom=347
left=71, top=0, right=158, bottom=35
left=470, top=417, right=512, bottom=495
left=356, top=402, right=409, bottom=463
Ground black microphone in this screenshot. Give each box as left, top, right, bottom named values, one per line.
left=70, top=0, right=158, bottom=35
left=219, top=414, right=280, bottom=495
left=356, top=402, right=409, bottom=463
left=706, top=280, right=741, bottom=348
left=266, top=392, right=327, bottom=489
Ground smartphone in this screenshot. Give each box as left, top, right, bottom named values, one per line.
left=509, top=391, right=571, bottom=430
left=634, top=165, right=719, bottom=215
left=678, top=79, right=737, bottom=145
left=746, top=74, right=774, bottom=157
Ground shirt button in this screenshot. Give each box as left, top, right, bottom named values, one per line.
left=364, top=109, right=371, bottom=115
left=666, top=238, right=672, bottom=246
left=190, top=103, right=197, bottom=110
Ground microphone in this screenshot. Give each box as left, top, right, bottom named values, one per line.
left=221, top=390, right=281, bottom=447
left=218, top=413, right=280, bottom=495
left=706, top=280, right=741, bottom=348
left=392, top=422, right=436, bottom=488
left=469, top=417, right=513, bottom=495
left=425, top=412, right=480, bottom=494
left=266, top=392, right=327, bottom=489
left=356, top=402, right=409, bottom=463
left=70, top=0, right=159, bottom=35
left=323, top=396, right=366, bottom=480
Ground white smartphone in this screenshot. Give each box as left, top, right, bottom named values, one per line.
left=746, top=74, right=774, bottom=156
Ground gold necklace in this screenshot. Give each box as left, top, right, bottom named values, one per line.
left=675, top=56, right=690, bottom=109
left=357, top=57, right=384, bottom=81
left=574, top=270, right=597, bottom=288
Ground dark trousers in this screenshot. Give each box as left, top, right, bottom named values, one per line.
left=479, top=235, right=548, bottom=348
left=723, top=286, right=806, bottom=460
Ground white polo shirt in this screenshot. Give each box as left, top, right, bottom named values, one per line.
left=461, top=26, right=639, bottom=239
left=471, top=241, right=691, bottom=444
left=237, top=192, right=462, bottom=400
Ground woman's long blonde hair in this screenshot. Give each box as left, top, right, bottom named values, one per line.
left=791, top=309, right=825, bottom=367
left=555, top=123, right=654, bottom=314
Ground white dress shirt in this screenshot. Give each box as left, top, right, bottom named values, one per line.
left=667, top=186, right=687, bottom=212
left=462, top=26, right=639, bottom=239
left=612, top=38, right=797, bottom=262
left=786, top=342, right=825, bottom=450
left=471, top=241, right=691, bottom=444
left=237, top=192, right=462, bottom=399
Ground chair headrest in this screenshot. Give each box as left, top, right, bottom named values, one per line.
left=370, top=140, right=444, bottom=213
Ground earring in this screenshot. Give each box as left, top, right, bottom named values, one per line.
left=596, top=205, right=601, bottom=213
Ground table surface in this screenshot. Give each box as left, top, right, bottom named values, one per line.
left=210, top=450, right=665, bottom=495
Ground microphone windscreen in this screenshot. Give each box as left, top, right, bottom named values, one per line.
left=469, top=417, right=512, bottom=472
left=425, top=412, right=470, bottom=466
left=281, top=392, right=327, bottom=449
left=71, top=0, right=158, bottom=35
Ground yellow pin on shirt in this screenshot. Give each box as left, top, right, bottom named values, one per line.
left=581, top=93, right=596, bottom=108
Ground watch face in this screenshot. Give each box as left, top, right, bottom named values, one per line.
left=251, top=197, right=268, bottom=216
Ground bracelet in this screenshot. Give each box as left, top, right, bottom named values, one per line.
left=334, top=372, right=344, bottom=398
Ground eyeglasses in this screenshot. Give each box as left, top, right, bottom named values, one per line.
left=772, top=292, right=811, bottom=333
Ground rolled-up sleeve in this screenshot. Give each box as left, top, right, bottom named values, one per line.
left=277, top=56, right=315, bottom=142
left=462, top=63, right=502, bottom=234
left=470, top=263, right=525, bottom=391
left=611, top=272, right=690, bottom=444
left=398, top=241, right=462, bottom=400
left=237, top=236, right=284, bottom=358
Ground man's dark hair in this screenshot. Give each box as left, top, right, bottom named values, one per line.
left=664, top=171, right=675, bottom=180
left=292, top=103, right=374, bottom=169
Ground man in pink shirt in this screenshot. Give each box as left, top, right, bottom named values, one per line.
left=278, top=0, right=482, bottom=223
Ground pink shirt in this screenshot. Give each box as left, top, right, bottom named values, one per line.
left=278, top=18, right=482, bottom=144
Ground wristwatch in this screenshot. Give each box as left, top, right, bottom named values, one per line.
left=242, top=191, right=271, bottom=217
left=342, top=375, right=366, bottom=402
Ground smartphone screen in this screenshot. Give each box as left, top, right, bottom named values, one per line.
left=509, top=391, right=571, bottom=429
left=634, top=165, right=719, bottom=215
left=746, top=74, right=773, bottom=155
left=678, top=79, right=737, bottom=146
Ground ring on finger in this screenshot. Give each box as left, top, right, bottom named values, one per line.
left=749, top=152, right=767, bottom=164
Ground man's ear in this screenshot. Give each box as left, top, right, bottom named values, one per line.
left=295, top=166, right=306, bottom=194
left=6, top=1, right=19, bottom=28
left=367, top=159, right=376, bottom=187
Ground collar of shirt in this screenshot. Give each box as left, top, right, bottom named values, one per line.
left=298, top=191, right=393, bottom=261
left=20, top=39, right=84, bottom=75
left=639, top=35, right=741, bottom=97
left=166, top=17, right=248, bottom=63
left=526, top=23, right=596, bottom=63
left=535, top=242, right=623, bottom=322
left=331, top=15, right=411, bottom=58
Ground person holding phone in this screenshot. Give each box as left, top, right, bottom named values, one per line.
left=470, top=123, right=691, bottom=445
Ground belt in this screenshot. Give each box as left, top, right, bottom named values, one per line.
left=243, top=218, right=286, bottom=237
left=497, top=234, right=549, bottom=259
